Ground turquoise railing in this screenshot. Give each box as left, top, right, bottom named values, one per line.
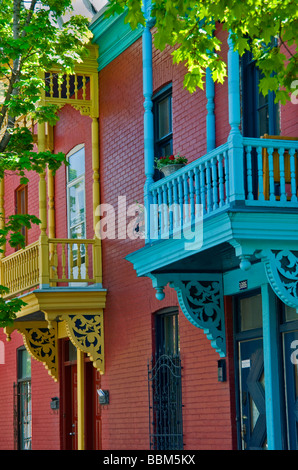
left=243, top=137, right=298, bottom=205
left=148, top=143, right=229, bottom=240
left=146, top=137, right=298, bottom=242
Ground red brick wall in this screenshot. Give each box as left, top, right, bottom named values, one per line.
left=0, top=329, right=60, bottom=450
left=98, top=35, right=236, bottom=450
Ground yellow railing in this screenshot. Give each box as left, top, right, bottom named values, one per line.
left=0, top=237, right=101, bottom=298
left=49, top=238, right=100, bottom=283
left=0, top=241, right=40, bottom=297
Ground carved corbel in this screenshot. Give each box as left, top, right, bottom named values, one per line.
left=260, top=249, right=298, bottom=311
left=148, top=273, right=226, bottom=357
left=63, top=312, right=105, bottom=374
left=5, top=322, right=58, bottom=381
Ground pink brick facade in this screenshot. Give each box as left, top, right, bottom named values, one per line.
left=0, top=17, right=297, bottom=451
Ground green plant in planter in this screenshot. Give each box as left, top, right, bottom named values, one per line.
left=155, top=154, right=188, bottom=169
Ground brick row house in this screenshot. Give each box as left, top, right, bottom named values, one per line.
left=0, top=1, right=297, bottom=450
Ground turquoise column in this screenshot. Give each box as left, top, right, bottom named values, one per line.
left=142, top=0, right=154, bottom=243
left=227, top=32, right=245, bottom=203
left=206, top=68, right=215, bottom=152
left=261, top=283, right=283, bottom=450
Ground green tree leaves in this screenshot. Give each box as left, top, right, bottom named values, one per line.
left=0, top=1, right=91, bottom=325
left=105, top=0, right=298, bottom=100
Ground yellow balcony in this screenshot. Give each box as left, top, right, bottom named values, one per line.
left=0, top=237, right=101, bottom=299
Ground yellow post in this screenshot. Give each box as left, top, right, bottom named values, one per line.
left=47, top=169, right=56, bottom=286
left=38, top=121, right=49, bottom=287
left=0, top=178, right=5, bottom=287
left=92, top=116, right=102, bottom=285
left=77, top=348, right=85, bottom=450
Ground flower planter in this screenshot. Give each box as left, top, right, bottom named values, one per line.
left=160, top=164, right=185, bottom=177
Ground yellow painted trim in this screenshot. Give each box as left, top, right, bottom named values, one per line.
left=5, top=321, right=58, bottom=381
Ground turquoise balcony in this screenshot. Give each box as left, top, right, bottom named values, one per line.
left=147, top=137, right=298, bottom=243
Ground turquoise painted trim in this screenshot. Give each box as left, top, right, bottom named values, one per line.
left=126, top=210, right=298, bottom=278
left=227, top=32, right=245, bottom=203
left=206, top=68, right=215, bottom=152
left=148, top=273, right=226, bottom=357
left=90, top=8, right=143, bottom=71
left=223, top=262, right=267, bottom=295
left=142, top=20, right=155, bottom=242
left=261, top=283, right=284, bottom=450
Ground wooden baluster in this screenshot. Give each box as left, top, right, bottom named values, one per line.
left=257, top=146, right=265, bottom=201
left=85, top=243, right=89, bottom=281
left=199, top=164, right=206, bottom=214
left=49, top=73, right=54, bottom=98
left=245, top=146, right=253, bottom=200
left=167, top=180, right=173, bottom=234
left=82, top=75, right=86, bottom=100
left=172, top=177, right=179, bottom=233
left=152, top=189, right=159, bottom=240
left=66, top=74, right=70, bottom=99
left=162, top=183, right=168, bottom=238
left=69, top=242, right=74, bottom=280
left=74, top=73, right=78, bottom=100
left=61, top=242, right=66, bottom=280
left=224, top=151, right=230, bottom=204
left=183, top=172, right=189, bottom=227
left=189, top=170, right=195, bottom=225
left=58, top=74, right=62, bottom=99
left=157, top=187, right=163, bottom=238
left=218, top=153, right=225, bottom=207
left=279, top=147, right=286, bottom=202
left=77, top=242, right=81, bottom=280
left=267, top=147, right=275, bottom=201
left=206, top=161, right=212, bottom=213
left=178, top=175, right=184, bottom=234
left=289, top=147, right=297, bottom=202
left=211, top=157, right=218, bottom=210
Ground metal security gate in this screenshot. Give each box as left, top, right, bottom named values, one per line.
left=148, top=353, right=183, bottom=450
left=13, top=381, right=32, bottom=450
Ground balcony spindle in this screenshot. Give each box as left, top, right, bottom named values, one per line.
left=199, top=164, right=206, bottom=214
left=172, top=178, right=179, bottom=232
left=188, top=170, right=195, bottom=224
left=289, top=148, right=297, bottom=202
left=167, top=181, right=173, bottom=234
left=162, top=183, right=169, bottom=238
left=206, top=161, right=212, bottom=213
left=61, top=242, right=66, bottom=280
left=211, top=157, right=218, bottom=210
left=267, top=147, right=275, bottom=201
left=183, top=173, right=190, bottom=226
left=85, top=243, right=89, bottom=281
left=245, top=146, right=254, bottom=200
left=257, top=146, right=265, bottom=201
left=152, top=189, right=159, bottom=239
left=218, top=154, right=225, bottom=207
left=69, top=243, right=74, bottom=280
left=279, top=148, right=286, bottom=202
left=77, top=243, right=82, bottom=279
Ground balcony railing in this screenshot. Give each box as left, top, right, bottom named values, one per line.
left=0, top=237, right=101, bottom=299
left=146, top=136, right=298, bottom=242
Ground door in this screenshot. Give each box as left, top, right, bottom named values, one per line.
left=283, top=330, right=298, bottom=449
left=61, top=339, right=101, bottom=450
left=238, top=338, right=267, bottom=449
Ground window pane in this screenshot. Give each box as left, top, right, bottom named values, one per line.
left=68, top=180, right=85, bottom=229
left=158, top=97, right=171, bottom=139
left=18, top=349, right=31, bottom=380
left=67, top=147, right=85, bottom=182
left=285, top=305, right=298, bottom=322
left=239, top=294, right=262, bottom=331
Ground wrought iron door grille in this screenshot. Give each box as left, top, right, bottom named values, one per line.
left=13, top=381, right=32, bottom=450
left=148, top=353, right=183, bottom=450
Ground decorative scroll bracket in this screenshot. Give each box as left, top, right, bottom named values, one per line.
left=260, top=249, right=298, bottom=312
left=148, top=273, right=226, bottom=357
left=5, top=322, right=58, bottom=381
left=63, top=313, right=105, bottom=374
